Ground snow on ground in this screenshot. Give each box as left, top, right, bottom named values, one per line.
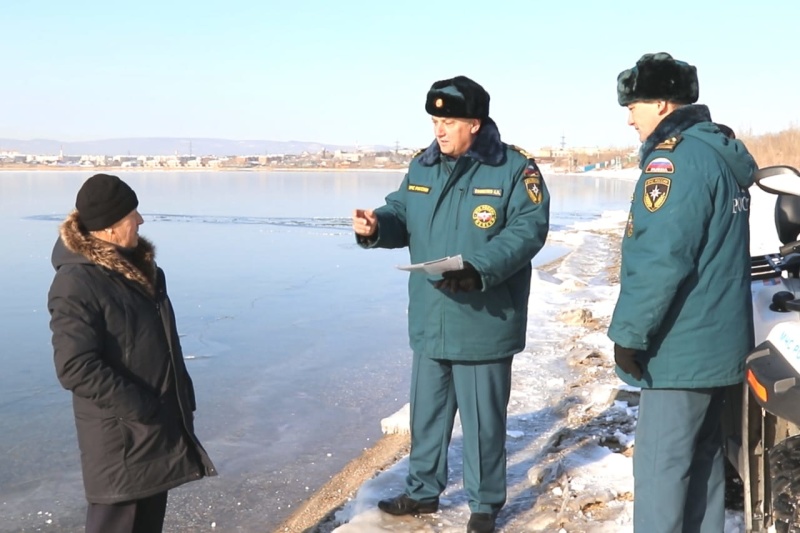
left=329, top=168, right=782, bottom=533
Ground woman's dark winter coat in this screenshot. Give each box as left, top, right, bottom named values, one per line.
left=48, top=212, right=216, bottom=504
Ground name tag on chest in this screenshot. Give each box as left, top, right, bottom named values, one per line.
left=472, top=188, right=503, bottom=197
left=408, top=184, right=431, bottom=194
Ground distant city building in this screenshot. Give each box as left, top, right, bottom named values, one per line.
left=0, top=140, right=637, bottom=171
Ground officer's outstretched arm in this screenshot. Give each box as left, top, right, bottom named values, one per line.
left=363, top=173, right=410, bottom=250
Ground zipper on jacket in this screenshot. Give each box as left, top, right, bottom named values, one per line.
left=156, top=297, right=195, bottom=441
left=155, top=299, right=177, bottom=375
left=454, top=186, right=467, bottom=233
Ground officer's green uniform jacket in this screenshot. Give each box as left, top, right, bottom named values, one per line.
left=609, top=104, right=756, bottom=388
left=361, top=119, right=550, bottom=361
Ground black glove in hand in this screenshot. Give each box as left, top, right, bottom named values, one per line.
left=614, top=344, right=643, bottom=380
left=434, top=261, right=482, bottom=293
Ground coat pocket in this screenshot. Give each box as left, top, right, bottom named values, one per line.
left=118, top=408, right=183, bottom=466
left=75, top=412, right=126, bottom=458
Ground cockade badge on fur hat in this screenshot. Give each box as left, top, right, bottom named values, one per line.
left=425, top=75, right=490, bottom=119
left=617, top=52, right=699, bottom=106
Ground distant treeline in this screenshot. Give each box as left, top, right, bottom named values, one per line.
left=558, top=126, right=799, bottom=173
left=740, top=126, right=800, bottom=169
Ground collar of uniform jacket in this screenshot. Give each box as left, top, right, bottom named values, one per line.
left=639, top=104, right=712, bottom=164
left=54, top=211, right=158, bottom=296
left=418, top=117, right=506, bottom=167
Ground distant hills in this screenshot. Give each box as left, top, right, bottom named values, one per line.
left=0, top=137, right=393, bottom=156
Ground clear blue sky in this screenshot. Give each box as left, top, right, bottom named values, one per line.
left=1, top=0, right=798, bottom=149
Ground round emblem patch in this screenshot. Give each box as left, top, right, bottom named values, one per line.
left=435, top=98, right=444, bottom=108
left=472, top=204, right=496, bottom=229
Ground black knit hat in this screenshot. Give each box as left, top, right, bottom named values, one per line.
left=75, top=174, right=139, bottom=231
left=617, top=52, right=699, bottom=106
left=425, top=75, right=490, bottom=119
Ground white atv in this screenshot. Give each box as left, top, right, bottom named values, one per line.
left=725, top=165, right=800, bottom=532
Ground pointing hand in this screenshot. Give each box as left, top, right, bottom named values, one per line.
left=352, top=209, right=378, bottom=237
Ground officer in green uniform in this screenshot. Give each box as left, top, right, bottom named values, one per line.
left=352, top=75, right=550, bottom=533
left=609, top=53, right=756, bottom=532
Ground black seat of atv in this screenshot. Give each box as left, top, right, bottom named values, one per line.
left=775, top=194, right=800, bottom=245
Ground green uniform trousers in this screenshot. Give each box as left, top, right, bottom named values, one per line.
left=633, top=388, right=726, bottom=533
left=405, top=352, right=513, bottom=514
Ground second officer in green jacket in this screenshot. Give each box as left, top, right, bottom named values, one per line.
left=609, top=53, right=756, bottom=533
left=352, top=75, right=550, bottom=533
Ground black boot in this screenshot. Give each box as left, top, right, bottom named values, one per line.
left=377, top=494, right=439, bottom=515
left=467, top=512, right=496, bottom=533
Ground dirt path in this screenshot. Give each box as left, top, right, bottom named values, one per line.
left=275, top=433, right=410, bottom=532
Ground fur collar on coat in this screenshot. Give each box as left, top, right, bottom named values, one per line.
left=639, top=104, right=712, bottom=164
left=418, top=117, right=506, bottom=167
left=59, top=211, right=157, bottom=296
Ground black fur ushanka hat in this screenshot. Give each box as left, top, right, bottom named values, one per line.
left=617, top=52, right=699, bottom=106
left=425, top=75, right=490, bottom=120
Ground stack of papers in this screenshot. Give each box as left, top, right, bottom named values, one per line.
left=396, top=255, right=463, bottom=275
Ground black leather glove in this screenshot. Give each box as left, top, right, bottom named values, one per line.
left=614, top=344, right=643, bottom=380
left=434, top=261, right=483, bottom=293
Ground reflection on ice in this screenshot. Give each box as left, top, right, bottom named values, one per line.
left=26, top=213, right=354, bottom=231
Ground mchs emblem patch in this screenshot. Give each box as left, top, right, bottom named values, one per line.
left=643, top=177, right=671, bottom=212
left=472, top=205, right=497, bottom=229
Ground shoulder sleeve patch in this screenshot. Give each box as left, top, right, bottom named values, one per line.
left=654, top=135, right=683, bottom=152
left=643, top=176, right=671, bottom=212
left=644, top=157, right=674, bottom=174
left=411, top=147, right=426, bottom=158
left=524, top=177, right=543, bottom=204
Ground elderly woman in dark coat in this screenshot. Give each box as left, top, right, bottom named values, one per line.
left=47, top=174, right=216, bottom=533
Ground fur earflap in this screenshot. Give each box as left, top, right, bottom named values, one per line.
left=617, top=52, right=698, bottom=106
